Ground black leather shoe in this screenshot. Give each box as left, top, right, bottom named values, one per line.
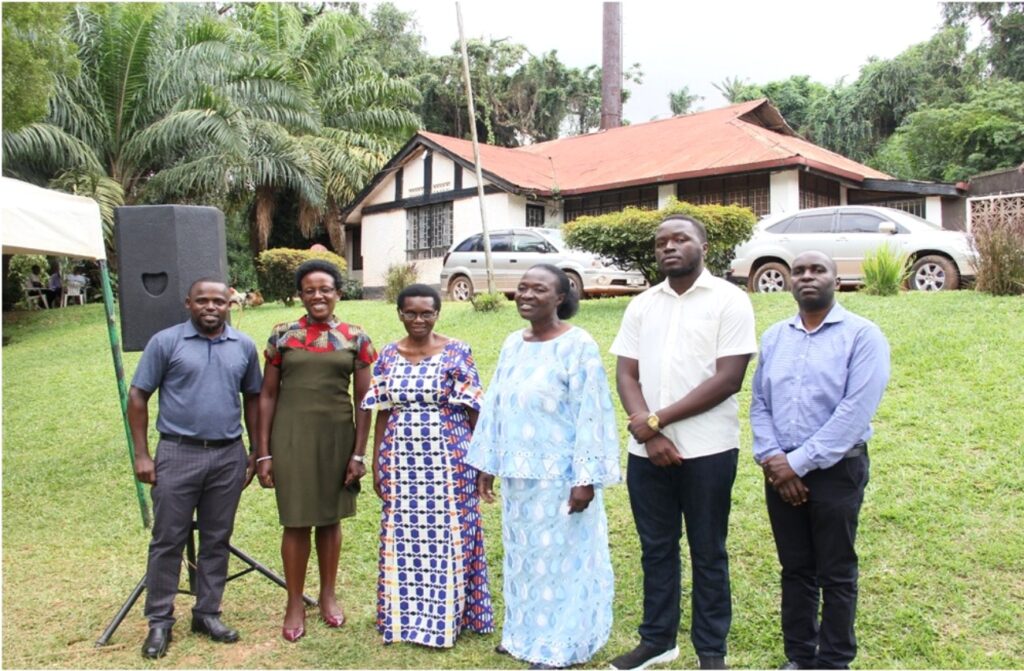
left=191, top=615, right=239, bottom=643
left=141, top=627, right=172, bottom=659
left=778, top=662, right=802, bottom=670
left=699, top=656, right=728, bottom=670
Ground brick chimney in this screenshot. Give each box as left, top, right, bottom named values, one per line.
left=600, top=2, right=622, bottom=130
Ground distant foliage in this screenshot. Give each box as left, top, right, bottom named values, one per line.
left=256, top=248, right=348, bottom=305
left=971, top=210, right=1024, bottom=296
left=339, top=278, right=364, bottom=301
left=470, top=291, right=507, bottom=313
left=563, top=199, right=757, bottom=283
left=861, top=245, right=911, bottom=295
left=383, top=262, right=419, bottom=304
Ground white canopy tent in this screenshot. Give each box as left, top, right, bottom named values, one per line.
left=1, top=176, right=149, bottom=528
left=1, top=176, right=106, bottom=260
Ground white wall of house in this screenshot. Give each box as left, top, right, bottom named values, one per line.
left=658, top=184, right=676, bottom=208
left=840, top=185, right=849, bottom=205
left=924, top=196, right=943, bottom=226
left=770, top=170, right=800, bottom=215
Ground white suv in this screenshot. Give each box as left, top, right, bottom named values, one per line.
left=441, top=227, right=648, bottom=300
left=728, top=206, right=977, bottom=292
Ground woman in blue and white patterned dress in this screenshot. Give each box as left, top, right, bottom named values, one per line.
left=468, top=264, right=621, bottom=669
left=362, top=284, right=494, bottom=648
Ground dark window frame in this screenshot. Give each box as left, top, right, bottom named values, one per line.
left=406, top=201, right=454, bottom=260
left=677, top=173, right=770, bottom=217
left=564, top=185, right=659, bottom=222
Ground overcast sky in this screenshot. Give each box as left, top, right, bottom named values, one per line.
left=378, top=0, right=958, bottom=124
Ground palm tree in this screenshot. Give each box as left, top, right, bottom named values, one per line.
left=2, top=3, right=319, bottom=251
left=235, top=3, right=420, bottom=253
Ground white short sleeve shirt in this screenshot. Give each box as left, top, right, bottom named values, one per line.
left=610, top=269, right=757, bottom=459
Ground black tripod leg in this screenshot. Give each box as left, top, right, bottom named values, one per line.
left=95, top=576, right=146, bottom=647
left=228, top=544, right=317, bottom=607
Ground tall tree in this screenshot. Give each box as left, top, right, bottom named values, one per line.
left=1, top=3, right=80, bottom=132
left=944, top=2, right=1024, bottom=81
left=668, top=86, right=701, bottom=116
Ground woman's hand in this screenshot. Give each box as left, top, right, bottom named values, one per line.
left=477, top=472, right=496, bottom=503
left=344, top=457, right=366, bottom=487
left=568, top=485, right=594, bottom=514
left=373, top=465, right=385, bottom=502
left=256, top=458, right=274, bottom=488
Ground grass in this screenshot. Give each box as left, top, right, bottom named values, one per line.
left=2, top=292, right=1023, bottom=669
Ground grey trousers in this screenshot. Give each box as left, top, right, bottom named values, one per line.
left=144, top=439, right=247, bottom=626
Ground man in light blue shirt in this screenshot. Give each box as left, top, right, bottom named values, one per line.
left=751, top=251, right=889, bottom=670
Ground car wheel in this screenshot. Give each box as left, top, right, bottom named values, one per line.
left=749, top=262, right=791, bottom=293
left=565, top=271, right=584, bottom=298
left=447, top=275, right=473, bottom=301
left=909, top=255, right=959, bottom=291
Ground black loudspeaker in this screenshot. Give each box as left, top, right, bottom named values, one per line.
left=115, top=205, right=228, bottom=351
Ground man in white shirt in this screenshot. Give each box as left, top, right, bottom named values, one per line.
left=609, top=215, right=757, bottom=671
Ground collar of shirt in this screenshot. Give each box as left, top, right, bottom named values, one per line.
left=183, top=320, right=239, bottom=342
left=787, top=301, right=848, bottom=334
left=297, top=314, right=340, bottom=330
left=653, top=268, right=716, bottom=298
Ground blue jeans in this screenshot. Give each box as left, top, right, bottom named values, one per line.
left=626, top=450, right=738, bottom=657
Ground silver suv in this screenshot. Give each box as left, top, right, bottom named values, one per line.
left=441, top=227, right=648, bottom=300
left=728, top=206, right=977, bottom=292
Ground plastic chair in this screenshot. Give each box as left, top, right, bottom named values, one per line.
left=62, top=278, right=87, bottom=307
left=24, top=283, right=48, bottom=309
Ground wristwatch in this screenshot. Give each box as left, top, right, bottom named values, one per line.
left=646, top=412, right=661, bottom=432
left=351, top=454, right=365, bottom=463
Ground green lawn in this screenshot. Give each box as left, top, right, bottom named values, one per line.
left=2, top=292, right=1022, bottom=669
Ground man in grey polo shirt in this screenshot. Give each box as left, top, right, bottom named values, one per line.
left=128, top=278, right=262, bottom=659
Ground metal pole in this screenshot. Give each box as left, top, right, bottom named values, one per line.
left=100, top=259, right=151, bottom=528
left=456, top=2, right=496, bottom=295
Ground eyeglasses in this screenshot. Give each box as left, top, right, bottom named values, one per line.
left=301, top=286, right=337, bottom=297
left=399, top=310, right=438, bottom=322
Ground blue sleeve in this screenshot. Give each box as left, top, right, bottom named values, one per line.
left=569, top=336, right=622, bottom=487
left=241, top=339, right=263, bottom=394
left=750, top=328, right=784, bottom=464
left=131, top=331, right=169, bottom=392
left=786, top=325, right=891, bottom=476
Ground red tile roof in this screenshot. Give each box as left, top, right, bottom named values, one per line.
left=419, top=99, right=891, bottom=197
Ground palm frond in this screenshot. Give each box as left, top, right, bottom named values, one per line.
left=121, top=109, right=248, bottom=176
left=49, top=170, right=125, bottom=242
left=2, top=123, right=105, bottom=178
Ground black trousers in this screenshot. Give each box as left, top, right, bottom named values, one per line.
left=626, top=450, right=738, bottom=657
left=765, top=452, right=870, bottom=670
left=144, top=439, right=247, bottom=626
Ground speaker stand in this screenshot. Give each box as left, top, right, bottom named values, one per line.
left=95, top=522, right=316, bottom=646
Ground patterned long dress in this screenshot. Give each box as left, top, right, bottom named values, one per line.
left=466, top=326, right=621, bottom=668
left=361, top=339, right=494, bottom=648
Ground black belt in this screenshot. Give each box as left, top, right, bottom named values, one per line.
left=843, top=441, right=868, bottom=459
left=159, top=433, right=240, bottom=448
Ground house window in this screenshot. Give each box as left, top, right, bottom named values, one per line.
left=677, top=174, right=770, bottom=217
left=526, top=204, right=545, bottom=227
left=564, top=186, right=659, bottom=222
left=850, top=197, right=925, bottom=218
left=406, top=202, right=453, bottom=260
left=799, top=172, right=840, bottom=209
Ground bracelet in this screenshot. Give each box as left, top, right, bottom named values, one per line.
left=256, top=455, right=273, bottom=463
left=351, top=454, right=365, bottom=463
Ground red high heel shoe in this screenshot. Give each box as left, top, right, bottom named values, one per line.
left=320, top=610, right=346, bottom=628
left=281, top=613, right=306, bottom=643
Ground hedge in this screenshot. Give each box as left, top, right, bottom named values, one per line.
left=255, top=248, right=348, bottom=305
left=562, top=198, right=757, bottom=283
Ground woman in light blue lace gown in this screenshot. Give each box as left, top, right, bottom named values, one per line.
left=467, top=264, right=621, bottom=670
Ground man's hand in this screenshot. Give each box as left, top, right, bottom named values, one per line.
left=257, top=458, right=274, bottom=488
left=477, top=472, right=495, bottom=504
left=627, top=412, right=658, bottom=444
left=344, top=458, right=366, bottom=486
left=645, top=434, right=683, bottom=467
left=762, top=453, right=800, bottom=487
left=134, top=454, right=156, bottom=485
left=568, top=485, right=594, bottom=514
left=776, top=476, right=809, bottom=505
left=243, top=453, right=257, bottom=488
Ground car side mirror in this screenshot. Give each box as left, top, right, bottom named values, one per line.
left=878, top=221, right=897, bottom=235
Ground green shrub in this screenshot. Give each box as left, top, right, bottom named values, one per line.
left=972, top=213, right=1024, bottom=296
left=339, top=278, right=364, bottom=301
left=562, top=198, right=757, bottom=283
left=255, top=248, right=348, bottom=305
left=470, top=291, right=507, bottom=312
left=383, top=262, right=419, bottom=304
left=861, top=244, right=910, bottom=295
